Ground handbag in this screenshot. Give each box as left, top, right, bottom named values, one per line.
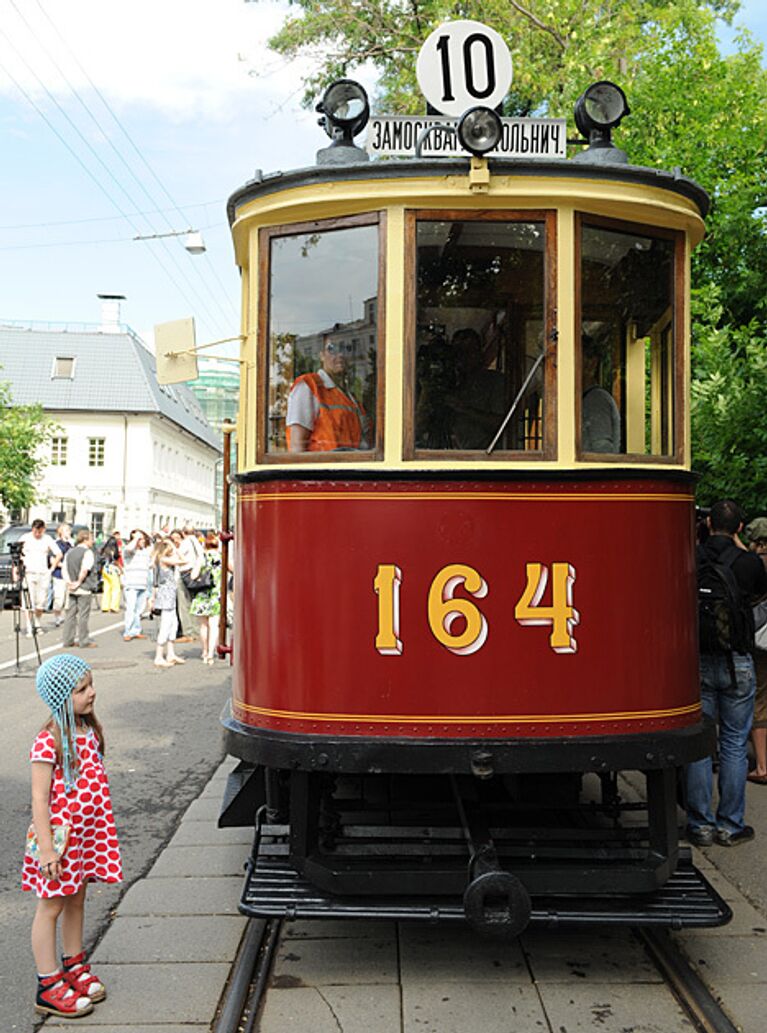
left=26, top=822, right=70, bottom=863
left=756, top=621, right=767, bottom=652
left=183, top=568, right=213, bottom=596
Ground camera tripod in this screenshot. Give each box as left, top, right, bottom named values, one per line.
left=3, top=561, right=43, bottom=675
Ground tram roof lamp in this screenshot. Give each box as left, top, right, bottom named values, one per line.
left=457, top=106, right=503, bottom=157
left=317, top=79, right=370, bottom=142
left=315, top=79, right=370, bottom=166
left=573, top=81, right=630, bottom=163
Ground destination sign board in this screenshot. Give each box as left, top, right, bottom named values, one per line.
left=366, top=116, right=567, bottom=160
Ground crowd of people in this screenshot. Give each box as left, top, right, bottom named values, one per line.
left=17, top=520, right=231, bottom=667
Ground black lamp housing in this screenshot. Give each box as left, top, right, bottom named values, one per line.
left=316, top=80, right=370, bottom=144
left=573, top=81, right=630, bottom=162
left=315, top=79, right=371, bottom=166
left=456, top=106, right=503, bottom=157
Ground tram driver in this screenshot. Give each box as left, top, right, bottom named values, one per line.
left=286, top=334, right=367, bottom=452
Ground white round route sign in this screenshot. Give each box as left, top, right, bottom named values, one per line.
left=416, top=20, right=513, bottom=119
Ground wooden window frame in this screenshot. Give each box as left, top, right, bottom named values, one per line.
left=51, top=436, right=68, bottom=466
left=403, top=209, right=558, bottom=462
left=575, top=212, right=685, bottom=464
left=88, top=437, right=105, bottom=468
left=256, top=212, right=386, bottom=465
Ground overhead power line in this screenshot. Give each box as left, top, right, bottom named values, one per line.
left=0, top=49, right=212, bottom=332
left=29, top=0, right=239, bottom=327
left=0, top=221, right=220, bottom=251
left=1, top=2, right=239, bottom=336
left=4, top=3, right=232, bottom=336
left=0, top=200, right=224, bottom=232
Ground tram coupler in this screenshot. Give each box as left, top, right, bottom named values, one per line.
left=463, top=843, right=532, bottom=939
left=451, top=774, right=531, bottom=938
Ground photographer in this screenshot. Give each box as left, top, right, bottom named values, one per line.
left=19, top=521, right=61, bottom=637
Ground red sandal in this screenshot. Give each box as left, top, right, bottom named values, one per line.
left=63, top=951, right=107, bottom=1002
left=35, top=971, right=94, bottom=1018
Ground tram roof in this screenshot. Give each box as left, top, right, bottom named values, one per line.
left=227, top=158, right=709, bottom=226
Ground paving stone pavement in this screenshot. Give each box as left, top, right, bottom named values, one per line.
left=38, top=759, right=767, bottom=1033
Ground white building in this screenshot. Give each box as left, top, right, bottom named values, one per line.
left=0, top=321, right=221, bottom=534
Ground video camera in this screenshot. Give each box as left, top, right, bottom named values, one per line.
left=1, top=541, right=23, bottom=609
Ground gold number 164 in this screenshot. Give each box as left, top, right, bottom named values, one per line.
left=374, top=562, right=578, bottom=656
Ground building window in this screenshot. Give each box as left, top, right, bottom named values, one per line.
left=52, top=356, right=75, bottom=379
left=51, top=436, right=68, bottom=465
left=88, top=437, right=105, bottom=466
left=91, top=512, right=104, bottom=538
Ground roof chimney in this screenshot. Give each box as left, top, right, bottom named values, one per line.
left=98, top=293, right=126, bottom=333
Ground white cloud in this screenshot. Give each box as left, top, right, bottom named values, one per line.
left=0, top=0, right=311, bottom=121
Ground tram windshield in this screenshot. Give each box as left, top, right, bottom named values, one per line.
left=579, top=220, right=677, bottom=458
left=265, top=219, right=380, bottom=456
left=412, top=217, right=547, bottom=455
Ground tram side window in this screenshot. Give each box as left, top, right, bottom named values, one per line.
left=413, top=218, right=546, bottom=454
left=580, top=222, right=676, bottom=458
left=266, top=222, right=379, bottom=456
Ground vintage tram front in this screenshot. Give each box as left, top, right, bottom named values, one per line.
left=219, top=76, right=728, bottom=934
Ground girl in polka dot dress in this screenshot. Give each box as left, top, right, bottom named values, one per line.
left=22, top=654, right=122, bottom=1019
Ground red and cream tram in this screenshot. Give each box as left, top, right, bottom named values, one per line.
left=217, top=74, right=729, bottom=935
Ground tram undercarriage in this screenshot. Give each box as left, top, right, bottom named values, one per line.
left=220, top=734, right=731, bottom=936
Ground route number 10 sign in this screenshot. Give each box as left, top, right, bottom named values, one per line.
left=415, top=20, right=513, bottom=118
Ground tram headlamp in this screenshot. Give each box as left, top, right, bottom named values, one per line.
left=316, top=79, right=370, bottom=143
left=456, top=106, right=502, bottom=157
left=574, top=81, right=629, bottom=139
left=572, top=81, right=630, bottom=164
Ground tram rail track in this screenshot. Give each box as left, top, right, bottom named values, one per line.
left=212, top=918, right=740, bottom=1033
left=637, top=928, right=739, bottom=1033
left=212, top=918, right=281, bottom=1033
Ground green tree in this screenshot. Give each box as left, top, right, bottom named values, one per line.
left=0, top=381, right=57, bottom=513
left=621, top=10, right=767, bottom=329
left=690, top=286, right=767, bottom=512
left=262, top=0, right=739, bottom=114
left=259, top=1, right=765, bottom=328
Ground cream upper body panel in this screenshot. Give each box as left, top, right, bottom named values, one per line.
left=230, top=163, right=706, bottom=266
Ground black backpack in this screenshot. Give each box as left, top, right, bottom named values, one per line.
left=697, top=543, right=752, bottom=654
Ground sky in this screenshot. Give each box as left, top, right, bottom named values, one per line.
left=0, top=0, right=764, bottom=358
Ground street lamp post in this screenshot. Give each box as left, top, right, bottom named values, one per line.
left=133, top=228, right=207, bottom=254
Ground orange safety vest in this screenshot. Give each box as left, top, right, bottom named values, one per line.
left=287, top=373, right=365, bottom=452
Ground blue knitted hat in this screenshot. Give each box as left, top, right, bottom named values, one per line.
left=35, top=654, right=91, bottom=791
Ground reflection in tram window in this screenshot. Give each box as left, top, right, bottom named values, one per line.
left=266, top=222, right=379, bottom=455
left=580, top=221, right=676, bottom=457
left=414, top=219, right=546, bottom=453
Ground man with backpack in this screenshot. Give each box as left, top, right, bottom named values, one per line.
left=687, top=499, right=767, bottom=847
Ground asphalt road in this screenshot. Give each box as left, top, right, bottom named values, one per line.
left=0, top=604, right=232, bottom=1032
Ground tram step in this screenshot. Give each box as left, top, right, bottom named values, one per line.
left=239, top=826, right=732, bottom=929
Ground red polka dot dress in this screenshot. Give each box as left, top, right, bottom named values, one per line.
left=22, top=728, right=122, bottom=898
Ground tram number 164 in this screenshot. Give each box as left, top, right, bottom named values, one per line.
left=373, top=562, right=579, bottom=658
